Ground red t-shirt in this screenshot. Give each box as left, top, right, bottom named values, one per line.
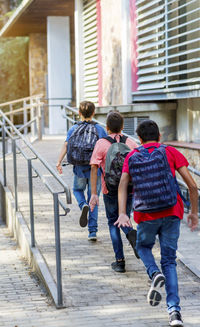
left=122, top=142, right=189, bottom=224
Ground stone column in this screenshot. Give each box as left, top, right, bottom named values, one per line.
left=29, top=33, right=48, bottom=126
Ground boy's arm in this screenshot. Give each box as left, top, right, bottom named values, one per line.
left=114, top=172, right=132, bottom=228
left=177, top=166, right=199, bottom=231
left=89, top=164, right=99, bottom=212
left=56, top=141, right=67, bottom=174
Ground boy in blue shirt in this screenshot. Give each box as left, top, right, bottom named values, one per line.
left=56, top=101, right=107, bottom=241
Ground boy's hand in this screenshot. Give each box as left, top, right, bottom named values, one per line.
left=56, top=163, right=63, bottom=174
left=114, top=213, right=132, bottom=228
left=187, top=213, right=199, bottom=231
left=89, top=194, right=99, bottom=212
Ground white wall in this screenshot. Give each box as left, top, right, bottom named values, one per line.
left=47, top=16, right=71, bottom=134
left=121, top=0, right=132, bottom=104
left=177, top=98, right=200, bottom=143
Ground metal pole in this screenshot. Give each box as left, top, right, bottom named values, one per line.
left=12, top=139, right=18, bottom=211
left=2, top=122, right=7, bottom=187
left=53, top=192, right=63, bottom=307
left=27, top=159, right=35, bottom=247
left=36, top=98, right=42, bottom=140
left=23, top=100, right=28, bottom=135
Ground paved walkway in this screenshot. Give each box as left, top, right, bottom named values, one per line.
left=0, top=135, right=200, bottom=326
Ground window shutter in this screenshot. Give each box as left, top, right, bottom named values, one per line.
left=133, top=0, right=200, bottom=99
left=82, top=0, right=99, bottom=104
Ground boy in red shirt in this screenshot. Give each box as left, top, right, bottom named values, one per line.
left=115, top=120, right=198, bottom=327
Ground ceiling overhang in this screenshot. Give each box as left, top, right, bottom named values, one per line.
left=0, top=0, right=74, bottom=37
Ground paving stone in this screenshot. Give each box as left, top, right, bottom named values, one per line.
left=0, top=136, right=200, bottom=326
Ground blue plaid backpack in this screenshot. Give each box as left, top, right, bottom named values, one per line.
left=67, top=121, right=99, bottom=165
left=128, top=144, right=184, bottom=213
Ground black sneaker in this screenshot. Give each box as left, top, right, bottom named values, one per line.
left=169, top=311, right=184, bottom=326
left=111, top=260, right=125, bottom=273
left=88, top=232, right=97, bottom=241
left=126, top=230, right=140, bottom=259
left=147, top=272, right=165, bottom=306
left=79, top=204, right=89, bottom=227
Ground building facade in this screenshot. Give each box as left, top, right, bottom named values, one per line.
left=0, top=0, right=199, bottom=145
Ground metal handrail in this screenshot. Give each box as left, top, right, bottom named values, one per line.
left=63, top=105, right=140, bottom=144
left=0, top=107, right=71, bottom=308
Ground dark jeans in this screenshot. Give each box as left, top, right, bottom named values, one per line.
left=103, top=193, right=133, bottom=261
left=136, top=216, right=181, bottom=313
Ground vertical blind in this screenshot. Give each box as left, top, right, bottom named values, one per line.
left=82, top=0, right=99, bottom=104
left=134, top=0, right=200, bottom=96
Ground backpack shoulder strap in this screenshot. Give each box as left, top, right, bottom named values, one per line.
left=103, top=136, right=117, bottom=144
left=120, top=135, right=128, bottom=143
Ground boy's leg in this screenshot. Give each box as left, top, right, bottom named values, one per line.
left=136, top=220, right=161, bottom=278
left=87, top=176, right=101, bottom=238
left=103, top=193, right=125, bottom=261
left=73, top=174, right=87, bottom=209
left=73, top=175, right=89, bottom=227
left=136, top=219, right=165, bottom=307
left=120, top=194, right=140, bottom=259
left=159, top=216, right=181, bottom=314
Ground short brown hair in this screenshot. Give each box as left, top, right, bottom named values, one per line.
left=106, top=111, right=123, bottom=133
left=79, top=101, right=95, bottom=118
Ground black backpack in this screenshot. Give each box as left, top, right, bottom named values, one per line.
left=67, top=121, right=99, bottom=166
left=104, top=135, right=132, bottom=194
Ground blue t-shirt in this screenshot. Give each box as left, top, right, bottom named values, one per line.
left=66, top=122, right=107, bottom=178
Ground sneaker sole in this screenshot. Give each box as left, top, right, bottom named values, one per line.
left=88, top=237, right=97, bottom=241
left=169, top=320, right=184, bottom=327
left=79, top=206, right=89, bottom=227
left=147, top=275, right=165, bottom=306
left=111, top=265, right=126, bottom=273
left=147, top=289, right=162, bottom=306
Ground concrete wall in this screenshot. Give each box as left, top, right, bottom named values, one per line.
left=95, top=102, right=177, bottom=142
left=101, top=0, right=123, bottom=106
left=29, top=33, right=48, bottom=126
left=177, top=98, right=200, bottom=143
left=29, top=33, right=47, bottom=97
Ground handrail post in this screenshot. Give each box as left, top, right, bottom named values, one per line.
left=9, top=103, right=14, bottom=128
left=30, top=98, right=35, bottom=139
left=12, top=138, right=18, bottom=211
left=2, top=121, right=7, bottom=187
left=23, top=100, right=28, bottom=135
left=53, top=192, right=63, bottom=307
left=36, top=98, right=42, bottom=140
left=27, top=159, right=35, bottom=247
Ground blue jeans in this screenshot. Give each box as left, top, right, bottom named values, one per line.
left=136, top=216, right=181, bottom=313
left=103, top=193, right=133, bottom=261
left=73, top=174, right=101, bottom=233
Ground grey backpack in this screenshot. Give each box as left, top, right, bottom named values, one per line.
left=104, top=135, right=132, bottom=194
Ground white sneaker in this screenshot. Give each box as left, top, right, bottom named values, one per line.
left=169, top=311, right=184, bottom=326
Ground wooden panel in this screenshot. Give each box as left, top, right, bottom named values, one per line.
left=4, top=0, right=74, bottom=36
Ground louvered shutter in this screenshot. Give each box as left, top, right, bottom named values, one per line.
left=133, top=0, right=200, bottom=99
left=82, top=0, right=99, bottom=104
left=123, top=116, right=149, bottom=136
